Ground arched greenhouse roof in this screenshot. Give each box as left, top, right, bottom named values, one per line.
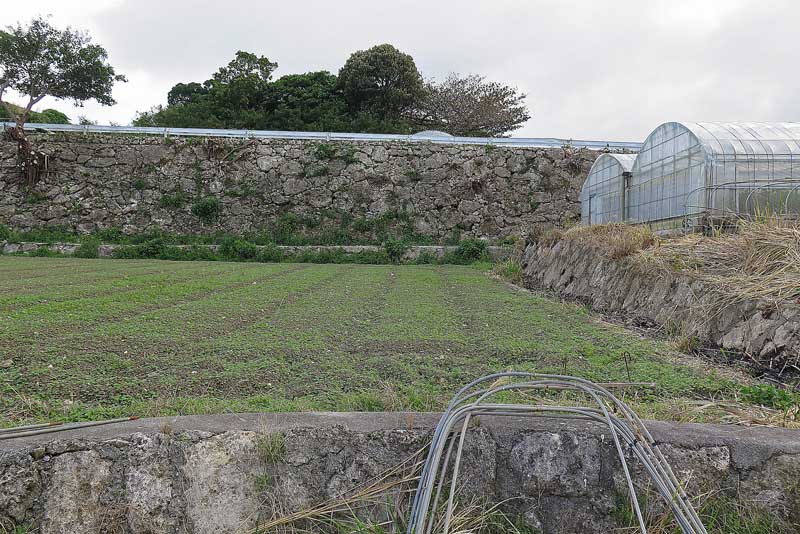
left=586, top=153, right=636, bottom=177
left=635, top=122, right=800, bottom=166
left=581, top=153, right=636, bottom=198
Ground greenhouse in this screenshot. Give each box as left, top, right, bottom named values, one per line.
left=582, top=121, right=800, bottom=231
left=580, top=153, right=636, bottom=224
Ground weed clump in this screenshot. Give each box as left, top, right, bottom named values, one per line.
left=191, top=196, right=221, bottom=224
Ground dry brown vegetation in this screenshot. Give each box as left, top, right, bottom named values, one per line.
left=534, top=222, right=656, bottom=260
left=535, top=219, right=800, bottom=306
left=640, top=219, right=800, bottom=306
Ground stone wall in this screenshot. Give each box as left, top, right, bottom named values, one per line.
left=0, top=132, right=599, bottom=239
left=1, top=413, right=798, bottom=533
left=522, top=237, right=800, bottom=369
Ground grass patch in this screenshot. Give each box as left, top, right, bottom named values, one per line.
left=0, top=257, right=761, bottom=427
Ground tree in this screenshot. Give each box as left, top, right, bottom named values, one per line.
left=0, top=17, right=125, bottom=184
left=264, top=71, right=351, bottom=132
left=134, top=51, right=276, bottom=130
left=337, top=44, right=424, bottom=120
left=411, top=73, right=530, bottom=137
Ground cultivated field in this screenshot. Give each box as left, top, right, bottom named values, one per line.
left=0, top=257, right=750, bottom=426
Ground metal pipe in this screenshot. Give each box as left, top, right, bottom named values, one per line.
left=0, top=416, right=139, bottom=441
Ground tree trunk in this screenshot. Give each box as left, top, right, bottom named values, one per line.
left=6, top=119, right=39, bottom=188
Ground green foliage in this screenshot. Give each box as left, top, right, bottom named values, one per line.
left=443, top=238, right=489, bottom=264
left=28, top=246, right=61, bottom=257
left=1, top=104, right=73, bottom=124
left=698, top=496, right=781, bottom=533
left=337, top=43, right=424, bottom=120
left=740, top=384, right=799, bottom=411
left=306, top=164, right=330, bottom=177
left=23, top=191, right=46, bottom=204
left=74, top=239, right=100, bottom=259
left=159, top=190, right=186, bottom=209
left=133, top=178, right=147, bottom=190
left=0, top=224, right=10, bottom=241
left=134, top=49, right=415, bottom=134
left=338, top=145, right=359, bottom=164
left=219, top=237, right=258, bottom=261
left=412, top=251, right=437, bottom=264
left=0, top=17, right=125, bottom=127
left=256, top=432, right=286, bottom=464
left=313, top=142, right=338, bottom=160
left=256, top=242, right=284, bottom=263
left=383, top=237, right=408, bottom=263
left=191, top=196, right=221, bottom=224
left=492, top=257, right=523, bottom=284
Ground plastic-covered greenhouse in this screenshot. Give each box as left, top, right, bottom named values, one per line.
left=580, top=153, right=636, bottom=224
left=582, top=121, right=800, bottom=231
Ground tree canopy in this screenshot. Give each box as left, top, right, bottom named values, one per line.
left=411, top=73, right=530, bottom=137
left=0, top=16, right=125, bottom=128
left=337, top=43, right=424, bottom=120
left=135, top=45, right=529, bottom=137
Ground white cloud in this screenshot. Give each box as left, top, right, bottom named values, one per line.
left=4, top=0, right=799, bottom=140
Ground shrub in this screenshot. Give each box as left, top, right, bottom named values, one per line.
left=412, top=251, right=437, bottom=264
left=137, top=239, right=167, bottom=258
left=256, top=243, right=284, bottom=263
left=191, top=196, right=221, bottom=224
left=0, top=224, right=9, bottom=241
left=74, top=239, right=100, bottom=259
left=383, top=237, right=408, bottom=263
left=113, top=238, right=168, bottom=259
left=96, top=227, right=123, bottom=242
left=443, top=238, right=489, bottom=265
left=133, top=178, right=147, bottom=190
left=219, top=237, right=258, bottom=261
left=29, top=246, right=61, bottom=257
left=159, top=245, right=219, bottom=261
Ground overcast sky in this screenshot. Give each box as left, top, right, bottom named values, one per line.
left=4, top=0, right=799, bottom=141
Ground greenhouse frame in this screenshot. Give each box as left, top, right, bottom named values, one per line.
left=580, top=153, right=636, bottom=225
left=581, top=121, right=800, bottom=231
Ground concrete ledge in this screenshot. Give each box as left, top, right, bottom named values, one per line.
left=1, top=412, right=798, bottom=533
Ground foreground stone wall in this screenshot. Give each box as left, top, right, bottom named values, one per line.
left=1, top=413, right=798, bottom=533
left=0, top=133, right=599, bottom=239
left=523, top=237, right=800, bottom=369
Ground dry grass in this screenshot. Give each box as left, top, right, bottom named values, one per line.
left=540, top=223, right=657, bottom=260
left=639, top=219, right=800, bottom=306
left=539, top=219, right=800, bottom=307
